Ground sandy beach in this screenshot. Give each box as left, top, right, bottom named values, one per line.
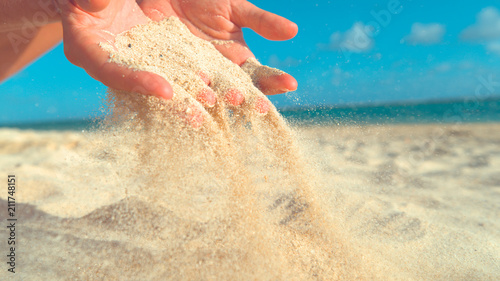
left=0, top=122, right=499, bottom=280
left=3, top=0, right=500, bottom=279
left=1, top=15, right=499, bottom=281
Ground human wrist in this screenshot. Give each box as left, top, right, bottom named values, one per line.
left=0, top=0, right=63, bottom=32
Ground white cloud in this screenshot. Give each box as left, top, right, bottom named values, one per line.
left=458, top=61, right=474, bottom=70
left=267, top=55, right=300, bottom=68
left=319, top=22, right=374, bottom=53
left=460, top=7, right=500, bottom=56
left=430, top=60, right=474, bottom=73
left=461, top=7, right=500, bottom=41
left=486, top=41, right=500, bottom=55
left=434, top=62, right=451, bottom=72
left=403, top=23, right=446, bottom=45
left=331, top=67, right=352, bottom=86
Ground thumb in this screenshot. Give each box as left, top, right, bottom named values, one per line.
left=73, top=0, right=110, bottom=12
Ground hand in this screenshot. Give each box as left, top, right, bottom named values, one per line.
left=138, top=0, right=299, bottom=95
left=57, top=0, right=174, bottom=99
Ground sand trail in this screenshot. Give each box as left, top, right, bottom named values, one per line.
left=98, top=90, right=364, bottom=279
left=97, top=15, right=373, bottom=278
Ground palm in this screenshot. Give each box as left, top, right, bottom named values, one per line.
left=141, top=0, right=248, bottom=61
left=139, top=0, right=298, bottom=95
left=58, top=0, right=173, bottom=98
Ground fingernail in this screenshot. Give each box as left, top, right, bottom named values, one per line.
left=225, top=89, right=245, bottom=106
left=186, top=105, right=204, bottom=129
left=255, top=97, right=270, bottom=115
left=147, top=76, right=173, bottom=99
left=197, top=88, right=216, bottom=107
left=199, top=71, right=211, bottom=85
left=160, top=83, right=174, bottom=99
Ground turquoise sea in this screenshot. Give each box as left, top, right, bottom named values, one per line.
left=2, top=96, right=500, bottom=130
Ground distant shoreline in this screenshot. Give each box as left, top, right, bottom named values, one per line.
left=279, top=95, right=500, bottom=111
left=2, top=96, right=499, bottom=130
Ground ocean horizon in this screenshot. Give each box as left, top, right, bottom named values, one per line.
left=2, top=96, right=499, bottom=130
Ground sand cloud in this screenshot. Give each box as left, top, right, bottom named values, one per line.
left=403, top=23, right=445, bottom=45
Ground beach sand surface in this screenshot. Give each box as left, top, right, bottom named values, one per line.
left=0, top=122, right=499, bottom=280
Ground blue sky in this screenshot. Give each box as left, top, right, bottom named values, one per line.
left=2, top=0, right=500, bottom=124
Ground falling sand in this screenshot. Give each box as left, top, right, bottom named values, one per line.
left=97, top=17, right=371, bottom=280
left=2, top=18, right=498, bottom=280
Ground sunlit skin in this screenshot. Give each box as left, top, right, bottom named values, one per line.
left=138, top=0, right=299, bottom=97
left=1, top=0, right=299, bottom=124
left=57, top=0, right=173, bottom=98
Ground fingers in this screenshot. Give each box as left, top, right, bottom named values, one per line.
left=66, top=37, right=173, bottom=99
left=197, top=88, right=216, bottom=107
left=255, top=96, right=271, bottom=115
left=184, top=102, right=206, bottom=129
left=73, top=0, right=111, bottom=13
left=258, top=73, right=298, bottom=95
left=240, top=58, right=298, bottom=95
left=199, top=71, right=211, bottom=85
left=166, top=85, right=210, bottom=129
left=223, top=88, right=270, bottom=114
left=224, top=89, right=245, bottom=106
left=212, top=40, right=255, bottom=66
left=232, top=1, right=298, bottom=41
left=195, top=72, right=216, bottom=107
left=198, top=71, right=271, bottom=115
left=212, top=40, right=297, bottom=97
